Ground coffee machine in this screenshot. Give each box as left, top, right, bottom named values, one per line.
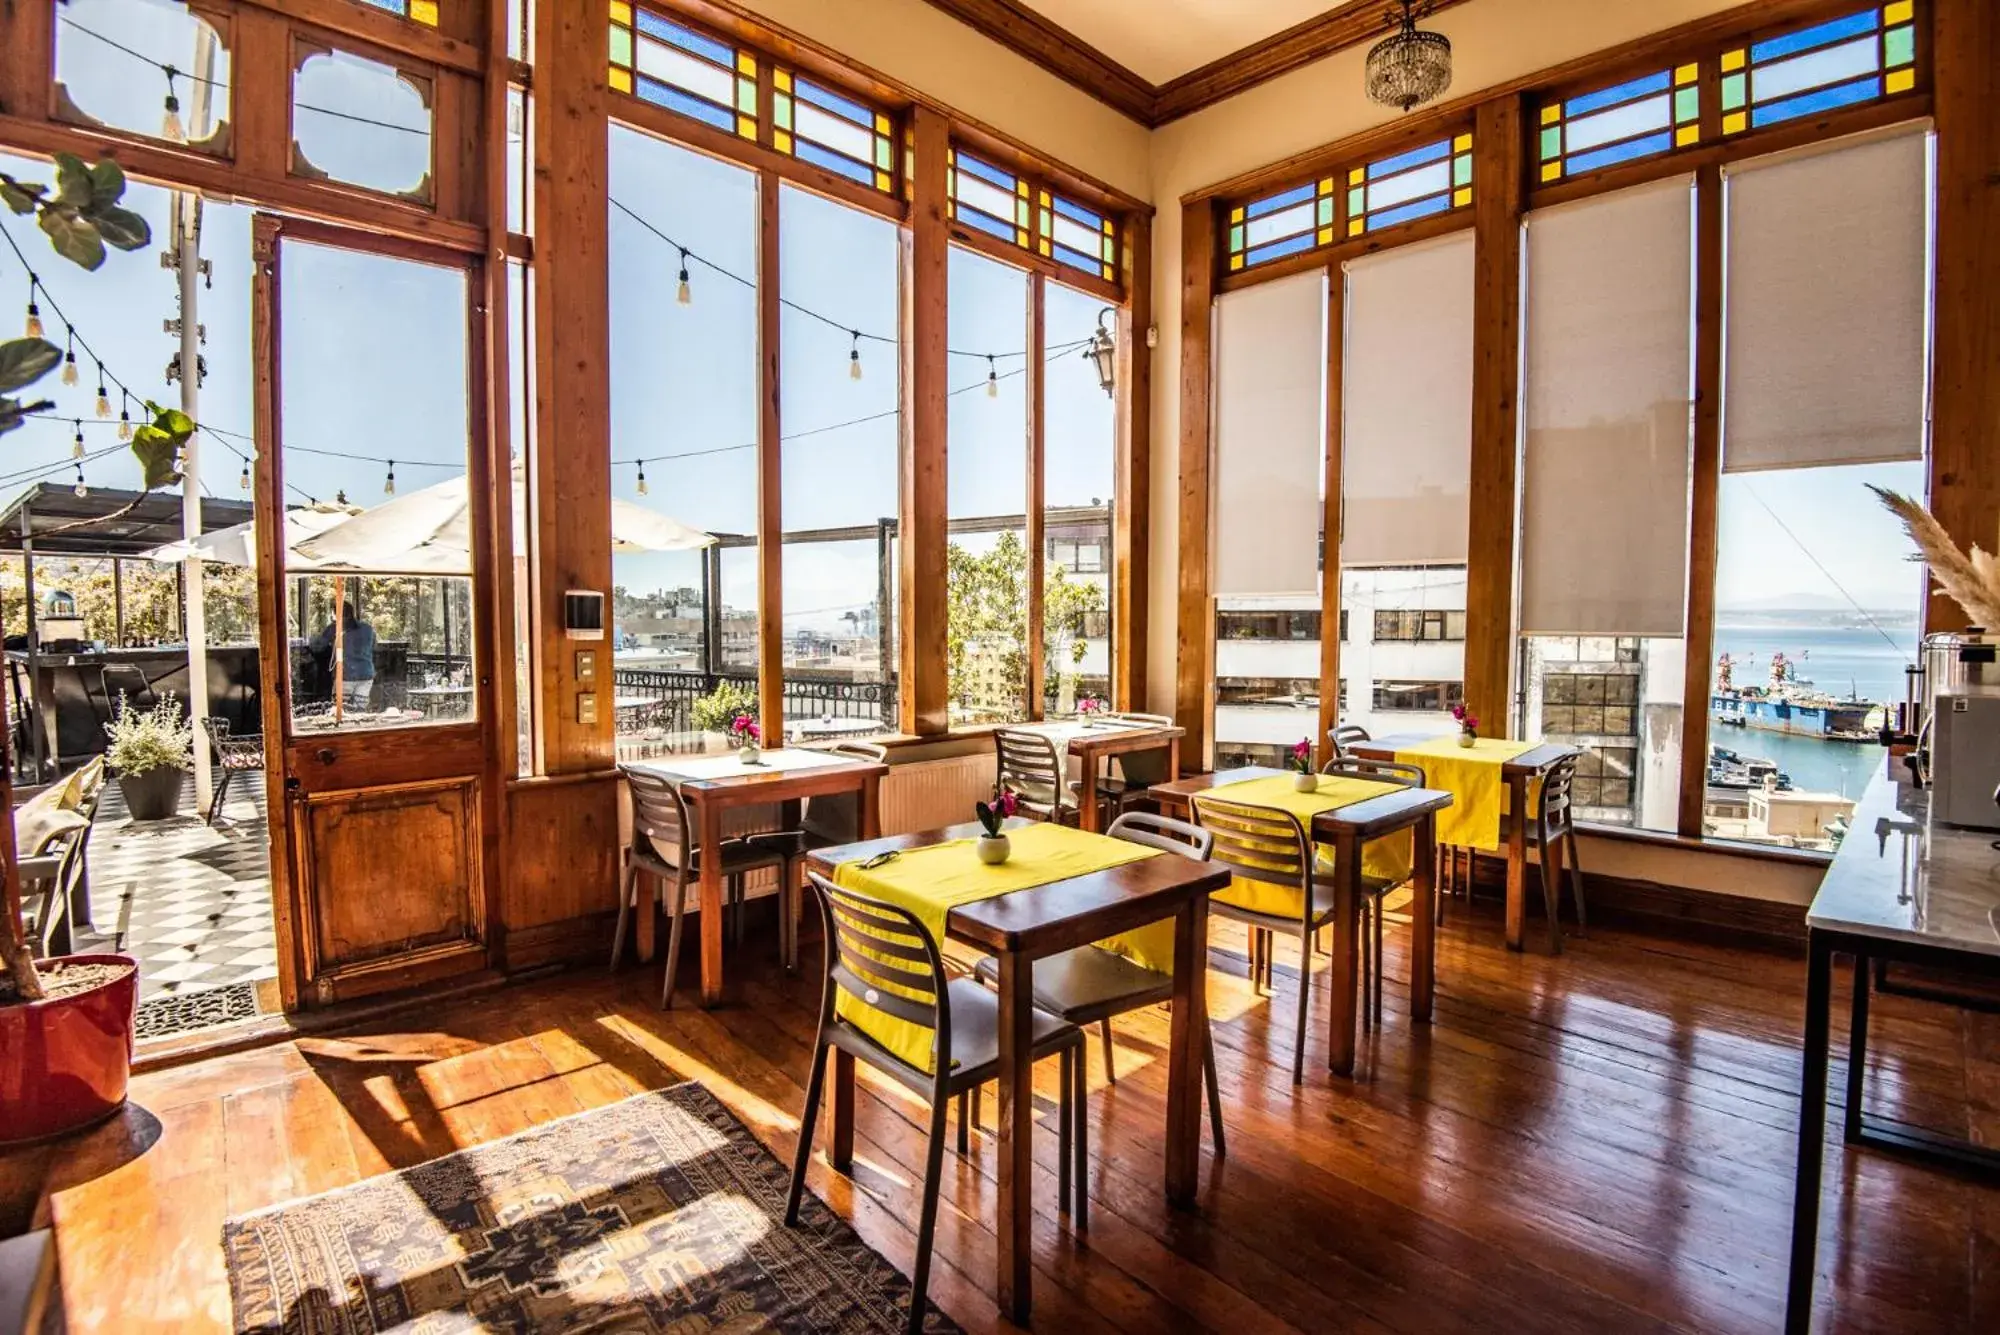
left=1914, top=630, right=2000, bottom=830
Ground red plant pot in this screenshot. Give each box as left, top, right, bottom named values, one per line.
left=0, top=953, right=139, bottom=1145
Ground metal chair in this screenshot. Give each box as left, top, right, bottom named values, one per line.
left=614, top=766, right=788, bottom=1008
left=994, top=727, right=1081, bottom=825
left=969, top=811, right=1225, bottom=1155
left=787, top=872, right=1085, bottom=1332
left=99, top=664, right=157, bottom=718
left=746, top=740, right=889, bottom=970
left=202, top=717, right=265, bottom=826
left=1315, top=756, right=1425, bottom=1029
left=1328, top=722, right=1372, bottom=758
left=1506, top=753, right=1586, bottom=952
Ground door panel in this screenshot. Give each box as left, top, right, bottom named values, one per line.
left=301, top=777, right=482, bottom=973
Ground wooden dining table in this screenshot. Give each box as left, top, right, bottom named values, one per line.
left=1150, top=766, right=1453, bottom=1077
left=1349, top=736, right=1579, bottom=952
left=1003, top=716, right=1183, bottom=832
left=806, top=819, right=1228, bottom=1324
left=627, top=748, right=887, bottom=1005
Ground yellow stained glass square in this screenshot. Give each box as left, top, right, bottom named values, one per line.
left=1318, top=177, right=1334, bottom=194
left=775, top=130, right=793, bottom=154
left=1348, top=218, right=1364, bottom=236
left=1230, top=205, right=1244, bottom=222
left=1317, top=226, right=1333, bottom=245
left=1039, top=190, right=1051, bottom=207
left=1886, top=67, right=1916, bottom=93
left=875, top=170, right=891, bottom=192
left=875, top=113, right=891, bottom=134
left=1540, top=104, right=1561, bottom=125
left=1452, top=186, right=1471, bottom=207
left=1885, top=0, right=1914, bottom=22
left=1016, top=180, right=1029, bottom=197
left=610, top=1, right=633, bottom=24
left=410, top=0, right=438, bottom=24
left=1039, top=239, right=1051, bottom=256
left=1541, top=161, right=1562, bottom=182
left=737, top=115, right=755, bottom=140
left=1723, top=110, right=1747, bottom=134
left=1015, top=228, right=1028, bottom=247
left=1453, top=133, right=1472, bottom=151
left=1722, top=49, right=1745, bottom=72
left=775, top=69, right=792, bottom=92
left=736, top=53, right=756, bottom=76
left=1676, top=124, right=1700, bottom=146
left=1230, top=254, right=1245, bottom=270
left=1348, top=166, right=1365, bottom=184
left=609, top=67, right=632, bottom=93
left=1674, top=63, right=1698, bottom=86
left=1102, top=219, right=1115, bottom=235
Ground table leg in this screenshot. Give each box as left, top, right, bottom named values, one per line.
left=1785, top=930, right=1834, bottom=1334
left=1328, top=831, right=1362, bottom=1078
left=995, top=949, right=1034, bottom=1323
left=857, top=773, right=882, bottom=840
left=1167, top=736, right=1182, bottom=782
left=1165, top=895, right=1208, bottom=1206
left=1505, top=775, right=1528, bottom=952
left=1844, top=950, right=1869, bottom=1144
left=829, top=1048, right=855, bottom=1173
left=1411, top=814, right=1436, bottom=1022
left=1077, top=743, right=1102, bottom=834
left=698, top=798, right=725, bottom=1007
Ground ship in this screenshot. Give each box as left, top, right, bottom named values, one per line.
left=1709, top=650, right=1878, bottom=740
left=1707, top=745, right=1792, bottom=792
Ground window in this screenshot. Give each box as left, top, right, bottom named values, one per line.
left=360, top=0, right=440, bottom=25
left=1225, top=178, right=1337, bottom=271
left=1373, top=609, right=1466, bottom=642
left=608, top=2, right=758, bottom=142
left=1538, top=66, right=1701, bottom=182
left=949, top=148, right=1033, bottom=251
left=1043, top=280, right=1114, bottom=717
left=1347, top=133, right=1473, bottom=236
left=1217, top=678, right=1324, bottom=707
left=1722, top=3, right=1919, bottom=136
left=774, top=70, right=896, bottom=195
left=1217, top=610, right=1321, bottom=641
left=292, top=47, right=433, bottom=203
left=1372, top=680, right=1464, bottom=712
left=53, top=0, right=232, bottom=153
left=1039, top=190, right=1119, bottom=284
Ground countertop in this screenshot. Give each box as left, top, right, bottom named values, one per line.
left=1807, top=769, right=2000, bottom=957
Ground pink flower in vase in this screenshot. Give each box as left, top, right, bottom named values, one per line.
left=1290, top=737, right=1314, bottom=774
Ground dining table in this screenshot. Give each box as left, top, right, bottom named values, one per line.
left=806, top=819, right=1228, bottom=1324
left=1003, top=715, right=1184, bottom=832
left=1349, top=735, right=1579, bottom=952
left=1149, top=766, right=1452, bottom=1077
left=626, top=747, right=887, bottom=1005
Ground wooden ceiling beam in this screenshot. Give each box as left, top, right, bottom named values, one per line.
left=917, top=0, right=1156, bottom=123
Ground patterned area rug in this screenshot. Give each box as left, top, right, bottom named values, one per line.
left=222, top=1083, right=962, bottom=1333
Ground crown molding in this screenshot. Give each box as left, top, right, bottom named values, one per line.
left=919, top=0, right=1473, bottom=127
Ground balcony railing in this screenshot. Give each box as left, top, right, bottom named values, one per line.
left=612, top=667, right=897, bottom=738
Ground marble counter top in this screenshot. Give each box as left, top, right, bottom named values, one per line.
left=1807, top=770, right=2000, bottom=957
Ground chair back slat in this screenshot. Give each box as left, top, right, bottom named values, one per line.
left=1540, top=755, right=1577, bottom=831
left=1329, top=722, right=1372, bottom=757
left=994, top=729, right=1065, bottom=807
left=1320, top=756, right=1424, bottom=787
left=803, top=741, right=888, bottom=843
left=808, top=871, right=946, bottom=1039
left=1107, top=811, right=1214, bottom=860
left=1190, top=794, right=1309, bottom=886
left=621, top=766, right=690, bottom=867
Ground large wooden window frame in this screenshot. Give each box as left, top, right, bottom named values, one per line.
left=1177, top=0, right=1972, bottom=857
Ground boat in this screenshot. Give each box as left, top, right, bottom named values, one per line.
left=1707, top=745, right=1792, bottom=792
left=1709, top=650, right=1878, bottom=740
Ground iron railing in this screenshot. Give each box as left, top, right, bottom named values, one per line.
left=612, top=667, right=897, bottom=735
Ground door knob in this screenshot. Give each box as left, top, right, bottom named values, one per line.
left=315, top=747, right=337, bottom=765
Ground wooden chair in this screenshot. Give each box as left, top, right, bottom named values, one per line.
left=788, top=871, right=1085, bottom=1332
left=1068, top=712, right=1177, bottom=820
left=746, top=740, right=889, bottom=970
left=1315, top=756, right=1425, bottom=1029
left=1328, top=722, right=1372, bottom=758
left=969, top=811, right=1225, bottom=1156
left=1508, top=753, right=1586, bottom=952
left=614, top=766, right=788, bottom=1008
left=202, top=718, right=265, bottom=827
left=994, top=727, right=1081, bottom=825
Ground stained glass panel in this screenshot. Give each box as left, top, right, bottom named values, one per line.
left=608, top=3, right=757, bottom=142
left=1538, top=66, right=1698, bottom=183
left=1037, top=189, right=1117, bottom=281
left=949, top=148, right=1031, bottom=250
left=774, top=69, right=895, bottom=194
left=360, top=0, right=440, bottom=26
left=1721, top=3, right=1919, bottom=137
left=1226, top=179, right=1336, bottom=271
left=1347, top=134, right=1472, bottom=236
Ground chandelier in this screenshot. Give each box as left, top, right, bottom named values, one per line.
left=1365, top=0, right=1453, bottom=113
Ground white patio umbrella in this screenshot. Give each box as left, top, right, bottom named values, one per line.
left=142, top=501, right=360, bottom=568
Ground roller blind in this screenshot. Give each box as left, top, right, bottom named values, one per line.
left=1340, top=231, right=1474, bottom=566
left=1212, top=269, right=1327, bottom=598
left=1521, top=174, right=1695, bottom=637
left=1722, top=126, right=1931, bottom=473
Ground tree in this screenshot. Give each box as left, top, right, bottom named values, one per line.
left=944, top=531, right=1105, bottom=722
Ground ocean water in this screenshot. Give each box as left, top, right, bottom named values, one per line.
left=1708, top=623, right=1919, bottom=797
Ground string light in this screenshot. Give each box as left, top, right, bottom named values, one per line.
left=72, top=461, right=88, bottom=498
left=60, top=329, right=78, bottom=386
left=161, top=65, right=184, bottom=142
left=71, top=419, right=84, bottom=460
left=848, top=331, right=863, bottom=382
left=383, top=460, right=396, bottom=495
left=985, top=356, right=998, bottom=399
left=23, top=276, right=41, bottom=339
left=636, top=462, right=648, bottom=496
left=239, top=459, right=250, bottom=491
left=676, top=249, right=692, bottom=307
left=117, top=390, right=132, bottom=441
left=93, top=361, right=110, bottom=418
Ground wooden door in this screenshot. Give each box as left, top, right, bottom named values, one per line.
left=251, top=215, right=501, bottom=1009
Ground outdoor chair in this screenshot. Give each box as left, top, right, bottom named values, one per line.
left=203, top=717, right=266, bottom=826
left=787, top=871, right=1085, bottom=1332
left=99, top=663, right=158, bottom=719
left=745, top=740, right=889, bottom=969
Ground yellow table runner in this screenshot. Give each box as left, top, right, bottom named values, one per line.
left=831, top=822, right=1166, bottom=1074
left=1199, top=774, right=1413, bottom=920
left=1392, top=737, right=1538, bottom=852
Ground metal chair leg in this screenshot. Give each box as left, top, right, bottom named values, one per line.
left=610, top=859, right=637, bottom=973
left=1292, top=925, right=1312, bottom=1085
left=1373, top=892, right=1385, bottom=1024
left=1071, top=1040, right=1088, bottom=1230
left=956, top=1090, right=971, bottom=1155
left=1202, top=1021, right=1225, bottom=1157
left=1099, top=1017, right=1117, bottom=1084
left=785, top=1038, right=829, bottom=1225
left=1538, top=831, right=1565, bottom=955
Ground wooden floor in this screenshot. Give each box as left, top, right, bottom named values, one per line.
left=4, top=900, right=1997, bottom=1333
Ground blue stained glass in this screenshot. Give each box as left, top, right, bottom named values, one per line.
left=1051, top=195, right=1104, bottom=229
left=1245, top=182, right=1315, bottom=219
left=1566, top=70, right=1672, bottom=118
left=1244, top=231, right=1319, bottom=267
left=1052, top=242, right=1105, bottom=274
left=1367, top=138, right=1450, bottom=180
left=1751, top=9, right=1878, bottom=64
left=1565, top=130, right=1676, bottom=176
left=634, top=10, right=736, bottom=68
left=635, top=76, right=734, bottom=132
left=1752, top=73, right=1881, bottom=126
left=1365, top=192, right=1452, bottom=232
left=955, top=152, right=1018, bottom=193
left=797, top=139, right=874, bottom=186
left=796, top=76, right=874, bottom=127
left=956, top=206, right=1019, bottom=245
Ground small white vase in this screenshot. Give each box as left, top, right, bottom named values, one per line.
left=976, top=833, right=1012, bottom=865
left=738, top=745, right=761, bottom=764
left=1292, top=772, right=1318, bottom=793
left=1457, top=731, right=1476, bottom=749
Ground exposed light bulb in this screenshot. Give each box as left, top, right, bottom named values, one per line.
left=23, top=285, right=41, bottom=339
left=849, top=332, right=863, bottom=381
left=161, top=68, right=185, bottom=142
left=676, top=250, right=692, bottom=306
left=73, top=464, right=88, bottom=498
left=636, top=463, right=649, bottom=497
left=60, top=341, right=78, bottom=387
left=239, top=461, right=251, bottom=491
left=117, top=392, right=132, bottom=441
left=72, top=420, right=85, bottom=460
left=94, top=367, right=111, bottom=419
left=986, top=356, right=999, bottom=399
left=384, top=461, right=396, bottom=495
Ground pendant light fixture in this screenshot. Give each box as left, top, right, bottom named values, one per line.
left=161, top=65, right=185, bottom=142
left=23, top=277, right=42, bottom=339
left=985, top=356, right=999, bottom=399
left=849, top=331, right=863, bottom=381
left=676, top=249, right=692, bottom=306
left=1366, top=0, right=1453, bottom=113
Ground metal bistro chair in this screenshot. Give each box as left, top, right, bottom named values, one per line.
left=1317, top=755, right=1425, bottom=1030
left=970, top=812, right=1226, bottom=1158
left=100, top=664, right=158, bottom=718
left=1506, top=753, right=1587, bottom=952
left=1327, top=721, right=1372, bottom=758
left=788, top=872, right=1086, bottom=1334
left=994, top=727, right=1085, bottom=826
left=746, top=740, right=890, bottom=970
left=202, top=717, right=266, bottom=826
left=614, top=767, right=788, bottom=1008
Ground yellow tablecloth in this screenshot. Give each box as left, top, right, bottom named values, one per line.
left=1393, top=737, right=1538, bottom=852
left=1197, top=774, right=1413, bottom=920
left=831, top=822, right=1166, bottom=1074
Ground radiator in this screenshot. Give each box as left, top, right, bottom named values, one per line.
left=881, top=752, right=998, bottom=834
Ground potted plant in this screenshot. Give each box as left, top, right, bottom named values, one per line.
left=1289, top=737, right=1318, bottom=792
left=974, top=789, right=1019, bottom=864
left=1451, top=703, right=1480, bottom=748
left=105, top=693, right=194, bottom=820
left=730, top=713, right=762, bottom=765
left=690, top=679, right=756, bottom=738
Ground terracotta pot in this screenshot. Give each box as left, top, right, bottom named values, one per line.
left=117, top=766, right=185, bottom=821
left=0, top=953, right=139, bottom=1145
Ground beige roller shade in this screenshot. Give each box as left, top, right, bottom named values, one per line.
left=1722, top=126, right=1931, bottom=474
left=1340, top=231, right=1474, bottom=567
left=1212, top=268, right=1327, bottom=599
left=1521, top=174, right=1695, bottom=637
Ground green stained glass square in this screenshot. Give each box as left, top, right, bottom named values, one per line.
left=1229, top=223, right=1244, bottom=254
left=775, top=94, right=792, bottom=130
left=1347, top=186, right=1364, bottom=216
left=874, top=138, right=892, bottom=170
left=1102, top=235, right=1115, bottom=262
left=1540, top=125, right=1562, bottom=160
left=1016, top=199, right=1029, bottom=227
left=1317, top=197, right=1334, bottom=226
left=1674, top=86, right=1699, bottom=123
left=609, top=25, right=632, bottom=67
left=1722, top=72, right=1746, bottom=110
left=1885, top=24, right=1915, bottom=66
left=737, top=79, right=756, bottom=115
left=1453, top=154, right=1472, bottom=187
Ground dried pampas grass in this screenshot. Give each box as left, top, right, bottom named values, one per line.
left=1870, top=485, right=2000, bottom=629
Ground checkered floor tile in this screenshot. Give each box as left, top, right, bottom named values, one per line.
left=77, top=772, right=277, bottom=1004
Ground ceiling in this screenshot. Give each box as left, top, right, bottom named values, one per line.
left=1014, top=0, right=1343, bottom=85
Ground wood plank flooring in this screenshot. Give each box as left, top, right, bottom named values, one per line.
left=4, top=901, right=1997, bottom=1333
